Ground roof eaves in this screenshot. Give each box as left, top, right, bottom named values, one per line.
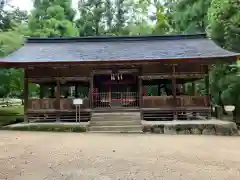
left=26, top=33, right=207, bottom=44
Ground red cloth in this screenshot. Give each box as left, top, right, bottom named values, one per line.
left=142, top=87, right=146, bottom=96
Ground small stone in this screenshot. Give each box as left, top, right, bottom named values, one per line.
left=113, top=150, right=116, bottom=152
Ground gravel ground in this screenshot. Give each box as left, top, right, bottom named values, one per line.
left=0, top=131, right=240, bottom=180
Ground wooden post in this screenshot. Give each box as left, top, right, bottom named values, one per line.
left=75, top=83, right=79, bottom=98
left=137, top=67, right=143, bottom=119
left=39, top=84, right=44, bottom=98
left=172, top=65, right=177, bottom=120
left=204, top=65, right=211, bottom=118
left=192, top=81, right=196, bottom=96
left=24, top=69, right=29, bottom=122
left=56, top=79, right=61, bottom=121
left=138, top=77, right=143, bottom=107
left=89, top=75, right=94, bottom=109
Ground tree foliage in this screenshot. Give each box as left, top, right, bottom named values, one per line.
left=167, top=0, right=212, bottom=33
left=208, top=0, right=240, bottom=52
left=28, top=0, right=79, bottom=37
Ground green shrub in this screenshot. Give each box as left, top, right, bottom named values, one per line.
left=0, top=106, right=24, bottom=126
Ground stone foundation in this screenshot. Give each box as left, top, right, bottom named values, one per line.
left=142, top=120, right=239, bottom=136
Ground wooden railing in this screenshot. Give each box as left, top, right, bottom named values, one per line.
left=28, top=98, right=90, bottom=110
left=60, top=98, right=90, bottom=110
left=93, top=92, right=139, bottom=108
left=142, top=96, right=208, bottom=108
left=28, top=99, right=56, bottom=109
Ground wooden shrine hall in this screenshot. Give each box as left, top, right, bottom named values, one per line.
left=1, top=34, right=239, bottom=122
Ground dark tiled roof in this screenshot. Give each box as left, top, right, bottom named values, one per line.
left=1, top=34, right=239, bottom=64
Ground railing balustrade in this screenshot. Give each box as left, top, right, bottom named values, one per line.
left=28, top=98, right=90, bottom=110
left=93, top=92, right=139, bottom=108
left=143, top=96, right=208, bottom=108
left=28, top=95, right=208, bottom=110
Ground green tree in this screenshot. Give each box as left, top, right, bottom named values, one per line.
left=152, top=6, right=171, bottom=35
left=167, top=0, right=212, bottom=33
left=76, top=0, right=105, bottom=36
left=29, top=0, right=79, bottom=37
left=208, top=0, right=240, bottom=52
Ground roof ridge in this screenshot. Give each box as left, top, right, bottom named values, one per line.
left=26, top=33, right=207, bottom=43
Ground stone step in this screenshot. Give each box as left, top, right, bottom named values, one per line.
left=90, top=120, right=141, bottom=126
left=92, top=112, right=140, bottom=117
left=91, top=116, right=141, bottom=120
left=91, top=117, right=141, bottom=121
left=89, top=131, right=143, bottom=133
left=89, top=125, right=142, bottom=132
left=92, top=112, right=140, bottom=116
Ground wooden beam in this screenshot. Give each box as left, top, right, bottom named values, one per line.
left=24, top=69, right=29, bottom=122
left=28, top=76, right=90, bottom=83
left=92, top=68, right=139, bottom=75
left=140, top=73, right=205, bottom=80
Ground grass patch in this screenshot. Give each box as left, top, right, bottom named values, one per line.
left=0, top=105, right=24, bottom=126
left=0, top=105, right=24, bottom=116
left=0, top=124, right=87, bottom=132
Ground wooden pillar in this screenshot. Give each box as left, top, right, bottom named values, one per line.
left=192, top=81, right=196, bottom=96
left=75, top=83, right=79, bottom=98
left=89, top=75, right=94, bottom=109
left=171, top=65, right=177, bottom=120
left=56, top=79, right=61, bottom=121
left=24, top=69, right=29, bottom=122
left=204, top=65, right=211, bottom=118
left=138, top=77, right=143, bottom=107
left=138, top=67, right=143, bottom=120
left=39, top=84, right=44, bottom=98
left=158, top=84, right=161, bottom=96
left=204, top=65, right=210, bottom=104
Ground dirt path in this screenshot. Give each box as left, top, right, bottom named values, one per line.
left=0, top=131, right=240, bottom=180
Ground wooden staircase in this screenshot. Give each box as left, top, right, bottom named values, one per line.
left=89, top=112, right=142, bottom=133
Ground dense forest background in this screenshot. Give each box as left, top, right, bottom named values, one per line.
left=0, top=0, right=239, bottom=118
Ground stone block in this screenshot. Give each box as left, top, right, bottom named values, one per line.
left=178, top=130, right=191, bottom=135
left=190, top=128, right=202, bottom=135
left=202, top=128, right=216, bottom=135
left=142, top=126, right=151, bottom=133
left=164, top=126, right=177, bottom=135
left=214, top=123, right=238, bottom=136
left=153, top=127, right=163, bottom=134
